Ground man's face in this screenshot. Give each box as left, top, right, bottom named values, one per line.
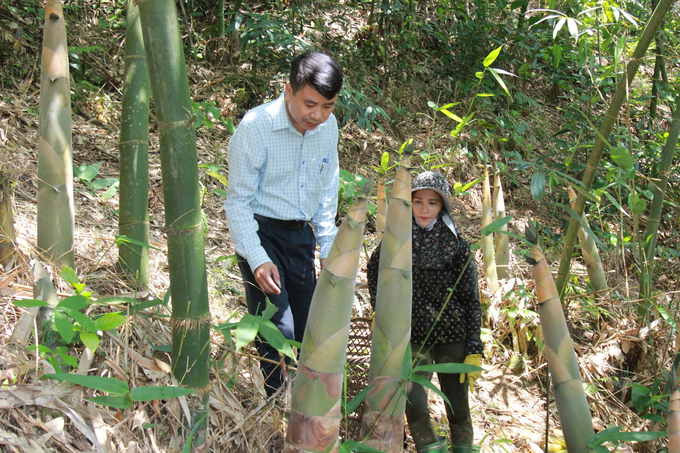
left=285, top=83, right=338, bottom=134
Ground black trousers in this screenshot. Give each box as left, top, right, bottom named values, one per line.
left=236, top=218, right=316, bottom=396
left=407, top=342, right=474, bottom=449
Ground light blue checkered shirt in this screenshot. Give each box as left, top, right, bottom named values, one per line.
left=224, top=93, right=339, bottom=272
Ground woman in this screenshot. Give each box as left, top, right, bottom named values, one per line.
left=367, top=171, right=483, bottom=453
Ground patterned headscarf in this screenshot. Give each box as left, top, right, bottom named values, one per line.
left=412, top=171, right=458, bottom=236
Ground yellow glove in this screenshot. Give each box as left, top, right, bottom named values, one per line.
left=459, top=354, right=482, bottom=391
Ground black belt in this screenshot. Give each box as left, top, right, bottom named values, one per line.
left=254, top=214, right=308, bottom=231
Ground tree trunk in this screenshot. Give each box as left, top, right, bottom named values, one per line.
left=38, top=0, right=74, bottom=268
left=138, top=1, right=210, bottom=450
left=118, top=0, right=151, bottom=286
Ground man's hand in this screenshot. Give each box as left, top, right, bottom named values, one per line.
left=319, top=258, right=327, bottom=272
left=254, top=262, right=281, bottom=295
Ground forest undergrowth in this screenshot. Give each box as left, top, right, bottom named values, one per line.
left=0, top=1, right=679, bottom=452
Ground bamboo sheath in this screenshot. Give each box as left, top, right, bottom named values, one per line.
left=375, top=177, right=388, bottom=243
left=567, top=188, right=609, bottom=299
left=528, top=224, right=594, bottom=453
left=360, top=149, right=413, bottom=452
left=493, top=172, right=510, bottom=279
left=481, top=166, right=498, bottom=292
left=38, top=0, right=74, bottom=267
left=284, top=184, right=370, bottom=453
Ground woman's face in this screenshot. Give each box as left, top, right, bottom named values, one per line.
left=412, top=189, right=443, bottom=227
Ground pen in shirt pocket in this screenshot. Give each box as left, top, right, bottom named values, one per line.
left=319, top=158, right=328, bottom=174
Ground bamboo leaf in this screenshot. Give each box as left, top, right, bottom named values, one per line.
left=531, top=173, right=546, bottom=201
left=380, top=152, right=389, bottom=171
left=234, top=313, right=261, bottom=350
left=481, top=215, right=514, bottom=237
left=654, top=303, right=678, bottom=331
left=611, top=147, right=634, bottom=171
left=439, top=108, right=464, bottom=122
left=13, top=299, right=50, bottom=308
left=259, top=319, right=296, bottom=359
left=42, top=373, right=129, bottom=395
left=344, top=386, right=370, bottom=415
left=566, top=18, right=579, bottom=40
left=556, top=203, right=606, bottom=250
left=130, top=385, right=196, bottom=401
left=483, top=45, right=503, bottom=67
left=410, top=373, right=451, bottom=407
left=87, top=395, right=132, bottom=409
left=553, top=17, right=566, bottom=39
left=487, top=68, right=511, bottom=98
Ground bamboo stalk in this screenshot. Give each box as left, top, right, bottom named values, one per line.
left=285, top=183, right=371, bottom=452
left=493, top=171, right=510, bottom=279
left=567, top=187, right=609, bottom=301
left=641, top=98, right=680, bottom=302
left=138, top=2, right=210, bottom=450
left=359, top=143, right=413, bottom=452
left=482, top=165, right=498, bottom=291
left=375, top=177, right=388, bottom=243
left=118, top=0, right=151, bottom=286
left=526, top=221, right=594, bottom=453
left=37, top=0, right=74, bottom=268
left=555, top=0, right=675, bottom=298
left=669, top=330, right=680, bottom=453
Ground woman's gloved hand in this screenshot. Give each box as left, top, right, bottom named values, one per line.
left=459, top=354, right=482, bottom=391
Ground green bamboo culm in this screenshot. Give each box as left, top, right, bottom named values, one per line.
left=359, top=141, right=414, bottom=453
left=668, top=331, right=680, bottom=453
left=640, top=98, right=680, bottom=304
left=118, top=0, right=151, bottom=286
left=285, top=182, right=372, bottom=452
left=526, top=221, right=594, bottom=453
left=37, top=0, right=74, bottom=268
left=554, top=0, right=675, bottom=299
left=137, top=1, right=210, bottom=450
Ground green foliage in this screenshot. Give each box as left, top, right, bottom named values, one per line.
left=42, top=372, right=195, bottom=410
left=338, top=169, right=376, bottom=218
left=335, top=84, right=390, bottom=132
left=193, top=100, right=235, bottom=132
left=73, top=162, right=119, bottom=201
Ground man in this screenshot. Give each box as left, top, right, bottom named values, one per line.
left=224, top=51, right=342, bottom=396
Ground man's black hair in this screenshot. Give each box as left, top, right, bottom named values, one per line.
left=290, top=51, right=343, bottom=100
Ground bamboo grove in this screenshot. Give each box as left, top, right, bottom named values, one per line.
left=15, top=0, right=680, bottom=451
